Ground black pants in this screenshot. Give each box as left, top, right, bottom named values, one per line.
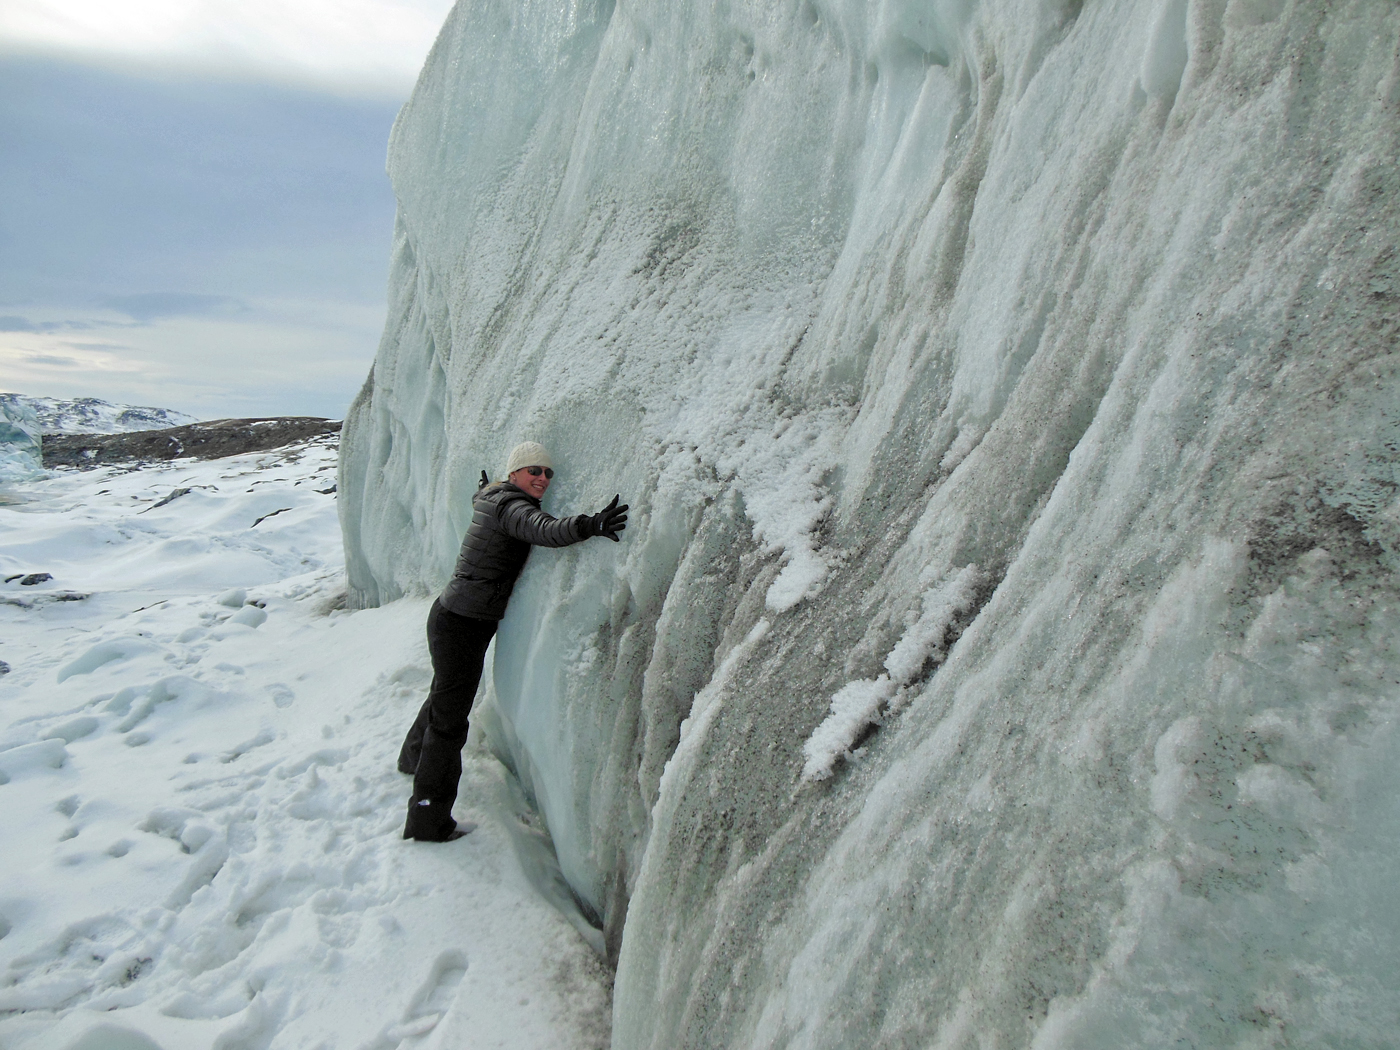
left=399, top=598, right=497, bottom=840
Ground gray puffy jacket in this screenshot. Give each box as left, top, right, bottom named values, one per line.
left=438, top=482, right=591, bottom=620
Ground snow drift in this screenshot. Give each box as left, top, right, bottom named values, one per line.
left=340, top=0, right=1400, bottom=1045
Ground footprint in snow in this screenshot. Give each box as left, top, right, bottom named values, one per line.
left=284, top=765, right=340, bottom=821
left=385, top=950, right=468, bottom=1044
left=111, top=676, right=203, bottom=736
left=220, top=727, right=276, bottom=763
left=56, top=637, right=161, bottom=683
left=0, top=914, right=147, bottom=1014
left=137, top=808, right=228, bottom=910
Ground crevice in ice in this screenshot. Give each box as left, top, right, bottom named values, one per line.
left=474, top=693, right=610, bottom=958
left=1140, top=0, right=1189, bottom=104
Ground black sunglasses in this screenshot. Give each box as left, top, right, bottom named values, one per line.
left=524, top=465, right=554, bottom=479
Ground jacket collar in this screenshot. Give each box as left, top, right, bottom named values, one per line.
left=493, top=481, right=541, bottom=506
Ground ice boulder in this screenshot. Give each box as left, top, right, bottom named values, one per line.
left=0, top=398, right=42, bottom=482
left=341, top=0, right=1400, bottom=1045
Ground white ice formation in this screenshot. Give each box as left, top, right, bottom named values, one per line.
left=339, top=0, right=1400, bottom=1045
left=0, top=393, right=199, bottom=436
left=0, top=398, right=43, bottom=482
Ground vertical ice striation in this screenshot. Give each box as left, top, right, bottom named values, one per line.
left=340, top=0, right=1400, bottom=1045
left=0, top=399, right=43, bottom=482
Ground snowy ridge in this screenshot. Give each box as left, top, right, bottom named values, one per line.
left=341, top=0, right=1400, bottom=1045
left=0, top=393, right=198, bottom=435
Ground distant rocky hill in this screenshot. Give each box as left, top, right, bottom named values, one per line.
left=0, top=393, right=199, bottom=435
left=42, top=417, right=342, bottom=469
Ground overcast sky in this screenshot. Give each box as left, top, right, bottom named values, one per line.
left=0, top=0, right=456, bottom=419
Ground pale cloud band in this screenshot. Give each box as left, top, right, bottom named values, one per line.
left=0, top=299, right=388, bottom=419
left=0, top=0, right=455, bottom=95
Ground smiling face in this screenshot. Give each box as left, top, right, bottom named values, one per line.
left=509, top=465, right=551, bottom=499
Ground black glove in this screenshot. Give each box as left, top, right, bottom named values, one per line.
left=478, top=470, right=490, bottom=491
left=584, top=495, right=628, bottom=542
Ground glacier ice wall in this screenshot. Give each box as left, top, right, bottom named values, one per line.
left=340, top=0, right=1400, bottom=1045
left=0, top=393, right=198, bottom=436
left=0, top=399, right=43, bottom=482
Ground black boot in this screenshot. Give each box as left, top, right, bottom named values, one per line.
left=403, top=796, right=465, bottom=841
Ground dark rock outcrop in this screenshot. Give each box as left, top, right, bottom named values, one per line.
left=42, top=417, right=341, bottom=469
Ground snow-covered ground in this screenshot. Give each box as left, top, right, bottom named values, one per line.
left=0, top=440, right=610, bottom=1050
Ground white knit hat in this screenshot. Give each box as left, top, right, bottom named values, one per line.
left=505, top=441, right=553, bottom=475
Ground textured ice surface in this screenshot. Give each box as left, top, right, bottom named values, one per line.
left=802, top=565, right=984, bottom=781
left=340, top=0, right=1400, bottom=1045
left=0, top=394, right=198, bottom=436
left=0, top=398, right=43, bottom=482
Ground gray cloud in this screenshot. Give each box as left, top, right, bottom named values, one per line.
left=0, top=315, right=96, bottom=333
left=100, top=293, right=249, bottom=323
left=0, top=54, right=400, bottom=308
left=0, top=53, right=397, bottom=418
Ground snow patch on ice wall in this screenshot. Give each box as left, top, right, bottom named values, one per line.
left=341, top=0, right=1400, bottom=1043
left=802, top=565, right=983, bottom=781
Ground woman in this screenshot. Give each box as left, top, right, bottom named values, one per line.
left=397, top=441, right=628, bottom=841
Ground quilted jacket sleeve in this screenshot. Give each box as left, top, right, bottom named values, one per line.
left=496, top=493, right=589, bottom=547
